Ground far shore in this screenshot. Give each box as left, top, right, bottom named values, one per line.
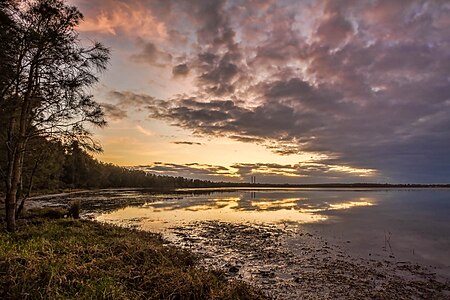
left=19, top=183, right=450, bottom=198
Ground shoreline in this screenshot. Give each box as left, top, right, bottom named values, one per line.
left=20, top=188, right=450, bottom=298
left=167, top=220, right=450, bottom=299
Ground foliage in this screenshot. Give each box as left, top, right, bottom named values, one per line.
left=0, top=0, right=109, bottom=231
left=1, top=0, right=109, bottom=141
left=0, top=218, right=266, bottom=299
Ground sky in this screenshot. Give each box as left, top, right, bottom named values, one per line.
left=69, top=0, right=450, bottom=184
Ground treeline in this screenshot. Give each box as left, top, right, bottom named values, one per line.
left=0, top=137, right=224, bottom=195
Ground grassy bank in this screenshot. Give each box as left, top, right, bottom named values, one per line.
left=0, top=214, right=266, bottom=299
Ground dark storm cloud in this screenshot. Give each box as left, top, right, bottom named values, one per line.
left=81, top=0, right=450, bottom=182
left=199, top=59, right=239, bottom=95
left=147, top=95, right=326, bottom=143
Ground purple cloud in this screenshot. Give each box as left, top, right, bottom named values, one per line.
left=76, top=0, right=450, bottom=182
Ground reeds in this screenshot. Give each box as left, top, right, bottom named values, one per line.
left=0, top=217, right=266, bottom=299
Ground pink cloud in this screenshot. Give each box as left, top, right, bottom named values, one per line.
left=76, top=1, right=167, bottom=39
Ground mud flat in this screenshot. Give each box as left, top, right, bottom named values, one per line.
left=170, top=221, right=450, bottom=299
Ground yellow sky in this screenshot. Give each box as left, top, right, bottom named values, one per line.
left=93, top=118, right=313, bottom=167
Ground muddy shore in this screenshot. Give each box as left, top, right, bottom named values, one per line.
left=169, top=221, right=450, bottom=299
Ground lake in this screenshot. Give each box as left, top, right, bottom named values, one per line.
left=92, top=188, right=450, bottom=272
left=30, top=187, right=450, bottom=298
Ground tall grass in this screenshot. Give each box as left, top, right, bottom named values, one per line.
left=0, top=217, right=266, bottom=299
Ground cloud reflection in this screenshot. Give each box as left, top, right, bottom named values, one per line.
left=97, top=190, right=376, bottom=230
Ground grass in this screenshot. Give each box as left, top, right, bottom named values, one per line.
left=0, top=211, right=266, bottom=299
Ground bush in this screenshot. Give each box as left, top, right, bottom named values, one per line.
left=68, top=200, right=81, bottom=219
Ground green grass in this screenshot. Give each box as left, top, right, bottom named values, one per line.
left=0, top=213, right=266, bottom=299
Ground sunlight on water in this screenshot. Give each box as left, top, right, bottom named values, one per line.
left=328, top=199, right=375, bottom=210
left=96, top=192, right=376, bottom=231
left=251, top=197, right=303, bottom=209
left=89, top=188, right=450, bottom=271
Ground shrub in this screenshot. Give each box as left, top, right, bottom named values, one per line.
left=68, top=200, right=81, bottom=219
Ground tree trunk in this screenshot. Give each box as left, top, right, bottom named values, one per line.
left=5, top=146, right=22, bottom=232
left=16, top=153, right=39, bottom=219
left=5, top=192, right=16, bottom=232
left=4, top=56, right=36, bottom=232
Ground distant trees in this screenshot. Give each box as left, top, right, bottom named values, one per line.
left=0, top=0, right=109, bottom=232
left=1, top=138, right=225, bottom=193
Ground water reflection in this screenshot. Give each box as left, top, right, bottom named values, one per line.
left=328, top=199, right=374, bottom=210
left=28, top=187, right=450, bottom=272
left=96, top=191, right=376, bottom=231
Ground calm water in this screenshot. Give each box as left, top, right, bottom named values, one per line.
left=94, top=188, right=450, bottom=272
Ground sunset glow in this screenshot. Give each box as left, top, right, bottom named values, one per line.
left=70, top=0, right=450, bottom=183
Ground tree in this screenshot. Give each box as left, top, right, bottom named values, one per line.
left=0, top=0, right=109, bottom=232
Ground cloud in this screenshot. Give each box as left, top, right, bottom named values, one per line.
left=76, top=0, right=450, bottom=182
left=130, top=41, right=172, bottom=67
left=316, top=14, right=353, bottom=46
left=100, top=103, right=128, bottom=120
left=134, top=161, right=376, bottom=184
left=136, top=125, right=153, bottom=136
left=183, top=0, right=234, bottom=46
left=231, top=162, right=375, bottom=180
left=103, top=91, right=159, bottom=120
left=172, top=63, right=190, bottom=77
left=136, top=162, right=237, bottom=181
left=109, top=90, right=156, bottom=107
left=76, top=0, right=168, bottom=39
left=172, top=141, right=203, bottom=146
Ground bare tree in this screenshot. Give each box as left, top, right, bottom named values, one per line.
left=0, top=0, right=109, bottom=232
